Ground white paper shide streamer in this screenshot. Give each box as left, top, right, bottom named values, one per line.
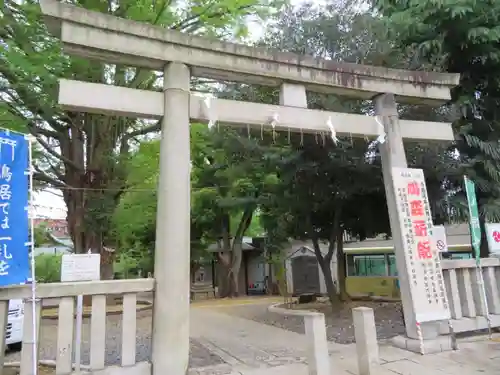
left=204, top=96, right=218, bottom=130
left=374, top=115, right=387, bottom=144
left=270, top=112, right=279, bottom=141
left=326, top=116, right=338, bottom=145
left=270, top=112, right=279, bottom=129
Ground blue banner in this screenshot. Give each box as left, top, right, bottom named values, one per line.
left=0, top=130, right=30, bottom=286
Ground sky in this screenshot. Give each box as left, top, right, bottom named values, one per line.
left=34, top=0, right=325, bottom=219
left=34, top=190, right=66, bottom=219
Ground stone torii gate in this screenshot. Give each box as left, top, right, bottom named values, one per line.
left=39, top=0, right=459, bottom=373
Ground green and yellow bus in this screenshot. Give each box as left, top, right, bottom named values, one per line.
left=343, top=239, right=472, bottom=299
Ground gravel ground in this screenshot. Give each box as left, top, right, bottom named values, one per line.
left=219, top=300, right=405, bottom=344
left=5, top=310, right=222, bottom=368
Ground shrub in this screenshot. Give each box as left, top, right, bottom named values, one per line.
left=113, top=243, right=153, bottom=279
left=35, top=254, right=62, bottom=283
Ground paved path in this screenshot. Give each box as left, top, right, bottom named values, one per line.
left=7, top=296, right=500, bottom=375
left=188, top=300, right=500, bottom=375
left=191, top=307, right=309, bottom=368
left=219, top=299, right=405, bottom=344
left=189, top=298, right=328, bottom=374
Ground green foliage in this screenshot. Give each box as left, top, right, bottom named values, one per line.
left=112, top=122, right=285, bottom=276
left=374, top=0, right=500, bottom=254
left=113, top=244, right=153, bottom=279
left=33, top=224, right=56, bottom=247
left=112, top=140, right=159, bottom=249
left=34, top=254, right=62, bottom=283
left=258, top=3, right=397, bottom=248
left=1, top=0, right=284, bottom=261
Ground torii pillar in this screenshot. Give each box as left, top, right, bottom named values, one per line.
left=375, top=93, right=441, bottom=343
left=152, top=62, right=191, bottom=374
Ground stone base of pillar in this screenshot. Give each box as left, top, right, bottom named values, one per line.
left=391, top=334, right=454, bottom=354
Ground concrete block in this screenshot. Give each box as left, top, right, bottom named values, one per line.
left=391, top=335, right=453, bottom=354
left=304, top=313, right=330, bottom=375
left=352, top=307, right=379, bottom=375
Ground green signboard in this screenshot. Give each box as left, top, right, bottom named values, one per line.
left=464, top=176, right=481, bottom=263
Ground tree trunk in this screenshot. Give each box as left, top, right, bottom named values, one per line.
left=272, top=261, right=287, bottom=296
left=318, top=259, right=339, bottom=307
left=336, top=228, right=349, bottom=301
left=229, top=270, right=239, bottom=297
left=100, top=260, right=114, bottom=280
left=213, top=208, right=255, bottom=298
left=217, top=267, right=231, bottom=297
left=216, top=252, right=231, bottom=297
left=229, top=243, right=243, bottom=297
left=227, top=207, right=254, bottom=297
left=312, top=235, right=340, bottom=307
left=309, top=201, right=343, bottom=310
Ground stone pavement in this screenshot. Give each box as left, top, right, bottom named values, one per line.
left=188, top=300, right=500, bottom=375
left=189, top=302, right=328, bottom=370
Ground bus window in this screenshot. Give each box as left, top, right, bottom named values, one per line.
left=348, top=255, right=387, bottom=276
left=388, top=255, right=398, bottom=276
left=440, top=252, right=472, bottom=260
left=450, top=252, right=472, bottom=260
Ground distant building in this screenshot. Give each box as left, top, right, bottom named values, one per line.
left=33, top=218, right=69, bottom=238
left=33, top=218, right=73, bottom=256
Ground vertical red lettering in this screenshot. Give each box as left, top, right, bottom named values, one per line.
left=407, top=181, right=420, bottom=196
left=410, top=200, right=424, bottom=216
left=413, top=220, right=428, bottom=237
left=417, top=241, right=432, bottom=259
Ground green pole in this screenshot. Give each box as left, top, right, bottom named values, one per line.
left=464, top=175, right=491, bottom=336
left=464, top=176, right=481, bottom=264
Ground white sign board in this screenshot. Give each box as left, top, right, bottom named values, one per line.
left=392, top=167, right=450, bottom=323
left=485, top=223, right=500, bottom=255
left=61, top=253, right=101, bottom=282
left=60, top=252, right=101, bottom=373
left=432, top=225, right=448, bottom=253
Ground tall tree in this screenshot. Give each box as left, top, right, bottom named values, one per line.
left=1, top=0, right=283, bottom=277
left=112, top=124, right=215, bottom=275
left=261, top=134, right=390, bottom=305
left=113, top=123, right=285, bottom=295
left=190, top=125, right=287, bottom=297
left=374, top=0, right=500, bottom=256
left=256, top=1, right=462, bottom=305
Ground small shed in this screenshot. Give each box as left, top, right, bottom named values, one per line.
left=206, top=237, right=267, bottom=295
left=283, top=241, right=337, bottom=297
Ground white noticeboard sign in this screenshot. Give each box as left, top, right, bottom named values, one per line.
left=60, top=252, right=100, bottom=373
left=61, top=253, right=101, bottom=282
left=485, top=223, right=500, bottom=255
left=432, top=225, right=448, bottom=253
left=392, top=167, right=451, bottom=323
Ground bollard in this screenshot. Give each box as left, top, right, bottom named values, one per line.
left=352, top=307, right=379, bottom=375
left=304, top=313, right=330, bottom=375
left=268, top=304, right=330, bottom=375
